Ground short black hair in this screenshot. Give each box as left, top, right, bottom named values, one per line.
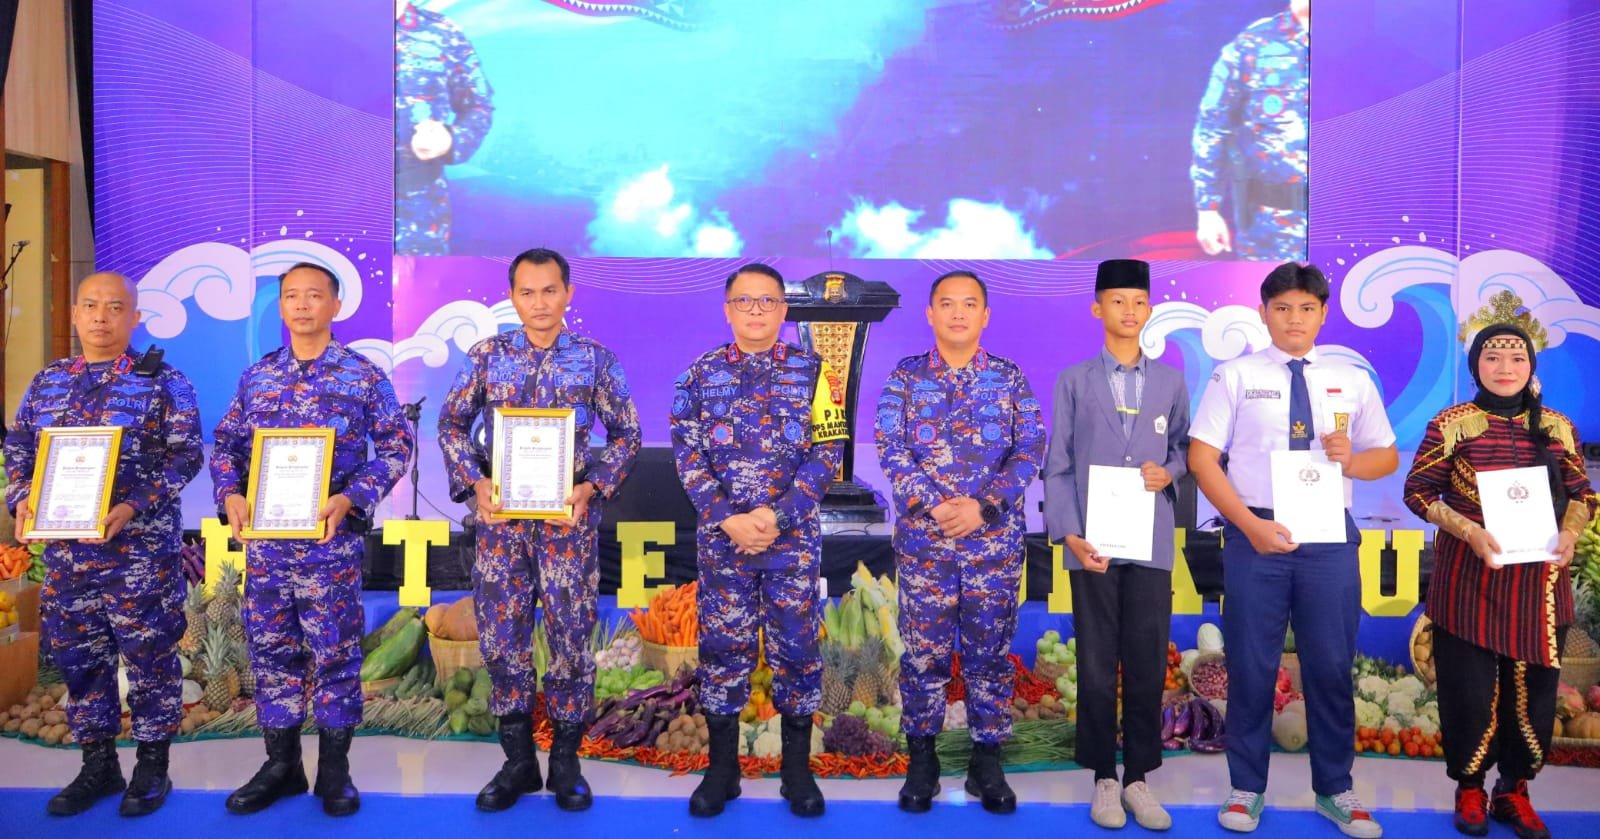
left=724, top=262, right=784, bottom=294
left=1260, top=262, right=1329, bottom=305
left=508, top=247, right=571, bottom=287
left=929, top=270, right=987, bottom=305
left=280, top=262, right=339, bottom=296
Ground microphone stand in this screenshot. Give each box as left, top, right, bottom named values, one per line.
left=402, top=396, right=426, bottom=520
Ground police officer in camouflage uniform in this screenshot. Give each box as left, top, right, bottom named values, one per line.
left=210, top=263, right=414, bottom=817
left=671, top=263, right=846, bottom=818
left=874, top=270, right=1046, bottom=814
left=6, top=272, right=203, bottom=817
left=1191, top=0, right=1309, bottom=261
left=395, top=0, right=493, bottom=256
left=438, top=248, right=641, bottom=813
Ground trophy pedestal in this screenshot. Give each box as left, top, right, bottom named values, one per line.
left=820, top=479, right=887, bottom=526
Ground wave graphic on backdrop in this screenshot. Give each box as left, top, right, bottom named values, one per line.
left=1143, top=301, right=1379, bottom=416
left=137, top=240, right=365, bottom=339
left=350, top=300, right=521, bottom=373
left=1337, top=245, right=1600, bottom=447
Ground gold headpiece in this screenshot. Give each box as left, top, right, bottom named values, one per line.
left=1457, top=290, right=1548, bottom=350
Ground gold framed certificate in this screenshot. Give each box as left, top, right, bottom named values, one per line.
left=23, top=426, right=123, bottom=540
left=491, top=407, right=575, bottom=519
left=242, top=427, right=335, bottom=540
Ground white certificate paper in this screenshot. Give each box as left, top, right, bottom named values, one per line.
left=1477, top=466, right=1559, bottom=565
left=41, top=442, right=110, bottom=524
left=255, top=442, right=322, bottom=527
left=1085, top=465, right=1154, bottom=562
left=1270, top=450, right=1347, bottom=544
left=506, top=424, right=563, bottom=506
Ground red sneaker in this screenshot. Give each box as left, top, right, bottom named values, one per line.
left=1452, top=786, right=1488, bottom=837
left=1491, top=780, right=1550, bottom=839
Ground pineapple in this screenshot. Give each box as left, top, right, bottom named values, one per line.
left=179, top=582, right=207, bottom=657
left=207, top=562, right=243, bottom=627
left=233, top=636, right=256, bottom=697
left=1574, top=578, right=1600, bottom=651
left=850, top=647, right=886, bottom=706
left=202, top=623, right=240, bottom=712
left=820, top=643, right=852, bottom=714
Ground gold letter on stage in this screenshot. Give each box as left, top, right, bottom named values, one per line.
left=1360, top=529, right=1422, bottom=616
left=384, top=520, right=451, bottom=609
left=201, top=517, right=246, bottom=595
left=618, top=521, right=675, bottom=608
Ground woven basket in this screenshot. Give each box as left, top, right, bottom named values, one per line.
left=1553, top=735, right=1600, bottom=751
left=1410, top=614, right=1438, bottom=687
left=429, top=634, right=483, bottom=688
left=642, top=640, right=697, bottom=677
left=1561, top=657, right=1600, bottom=692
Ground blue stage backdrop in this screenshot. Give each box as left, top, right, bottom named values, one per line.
left=90, top=0, right=1600, bottom=541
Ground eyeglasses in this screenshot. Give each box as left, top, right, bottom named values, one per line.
left=726, top=295, right=782, bottom=313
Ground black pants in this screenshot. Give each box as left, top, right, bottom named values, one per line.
left=1071, top=564, right=1172, bottom=782
left=1433, top=625, right=1566, bottom=785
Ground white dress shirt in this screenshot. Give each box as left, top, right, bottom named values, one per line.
left=1189, top=345, right=1396, bottom=509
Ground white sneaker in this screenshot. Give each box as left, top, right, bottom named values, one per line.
left=1316, top=790, right=1383, bottom=838
left=1218, top=788, right=1264, bottom=833
left=1091, top=778, right=1126, bottom=828
left=1121, top=781, right=1172, bottom=831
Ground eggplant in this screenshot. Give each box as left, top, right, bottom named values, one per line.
left=1189, top=735, right=1227, bottom=753
left=1173, top=700, right=1193, bottom=738
left=1162, top=737, right=1183, bottom=751
left=1188, top=699, right=1213, bottom=741
left=1198, top=699, right=1225, bottom=739
left=1160, top=704, right=1176, bottom=741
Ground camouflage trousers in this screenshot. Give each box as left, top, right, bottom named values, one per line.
left=472, top=514, right=600, bottom=723
left=41, top=543, right=184, bottom=742
left=697, top=554, right=822, bottom=716
left=897, top=547, right=1023, bottom=744
left=243, top=536, right=366, bottom=729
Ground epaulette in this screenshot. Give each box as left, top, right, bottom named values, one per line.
left=1437, top=403, right=1488, bottom=457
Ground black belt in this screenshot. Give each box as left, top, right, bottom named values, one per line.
left=1246, top=180, right=1307, bottom=213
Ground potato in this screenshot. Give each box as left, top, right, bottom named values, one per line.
left=3, top=719, right=19, bottom=732
left=180, top=719, right=195, bottom=735
left=39, top=695, right=55, bottom=710
left=43, top=710, right=65, bottom=726
left=20, top=718, right=42, bottom=738
left=19, top=706, right=37, bottom=720
left=49, top=684, right=67, bottom=700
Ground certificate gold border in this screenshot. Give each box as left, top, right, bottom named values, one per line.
left=491, top=407, right=575, bottom=520
left=241, top=427, right=336, bottom=540
left=23, top=426, right=124, bottom=540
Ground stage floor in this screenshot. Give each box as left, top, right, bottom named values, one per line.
left=4, top=737, right=1596, bottom=836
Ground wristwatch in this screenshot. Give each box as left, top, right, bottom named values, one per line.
left=979, top=499, right=1001, bottom=524
left=774, top=508, right=794, bottom=531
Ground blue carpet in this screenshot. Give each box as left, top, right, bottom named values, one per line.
left=5, top=789, right=1597, bottom=838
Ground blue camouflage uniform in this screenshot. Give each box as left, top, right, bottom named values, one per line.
left=1191, top=8, right=1308, bottom=261
left=4, top=349, right=203, bottom=743
left=670, top=342, right=846, bottom=716
left=209, top=340, right=414, bottom=729
left=437, top=328, right=641, bottom=723
left=875, top=348, right=1046, bottom=744
left=395, top=2, right=494, bottom=256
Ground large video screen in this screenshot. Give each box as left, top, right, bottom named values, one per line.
left=396, top=0, right=1308, bottom=262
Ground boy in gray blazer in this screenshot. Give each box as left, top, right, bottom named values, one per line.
left=1043, top=259, right=1190, bottom=831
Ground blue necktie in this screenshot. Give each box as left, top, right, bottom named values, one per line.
left=1288, top=358, right=1313, bottom=450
